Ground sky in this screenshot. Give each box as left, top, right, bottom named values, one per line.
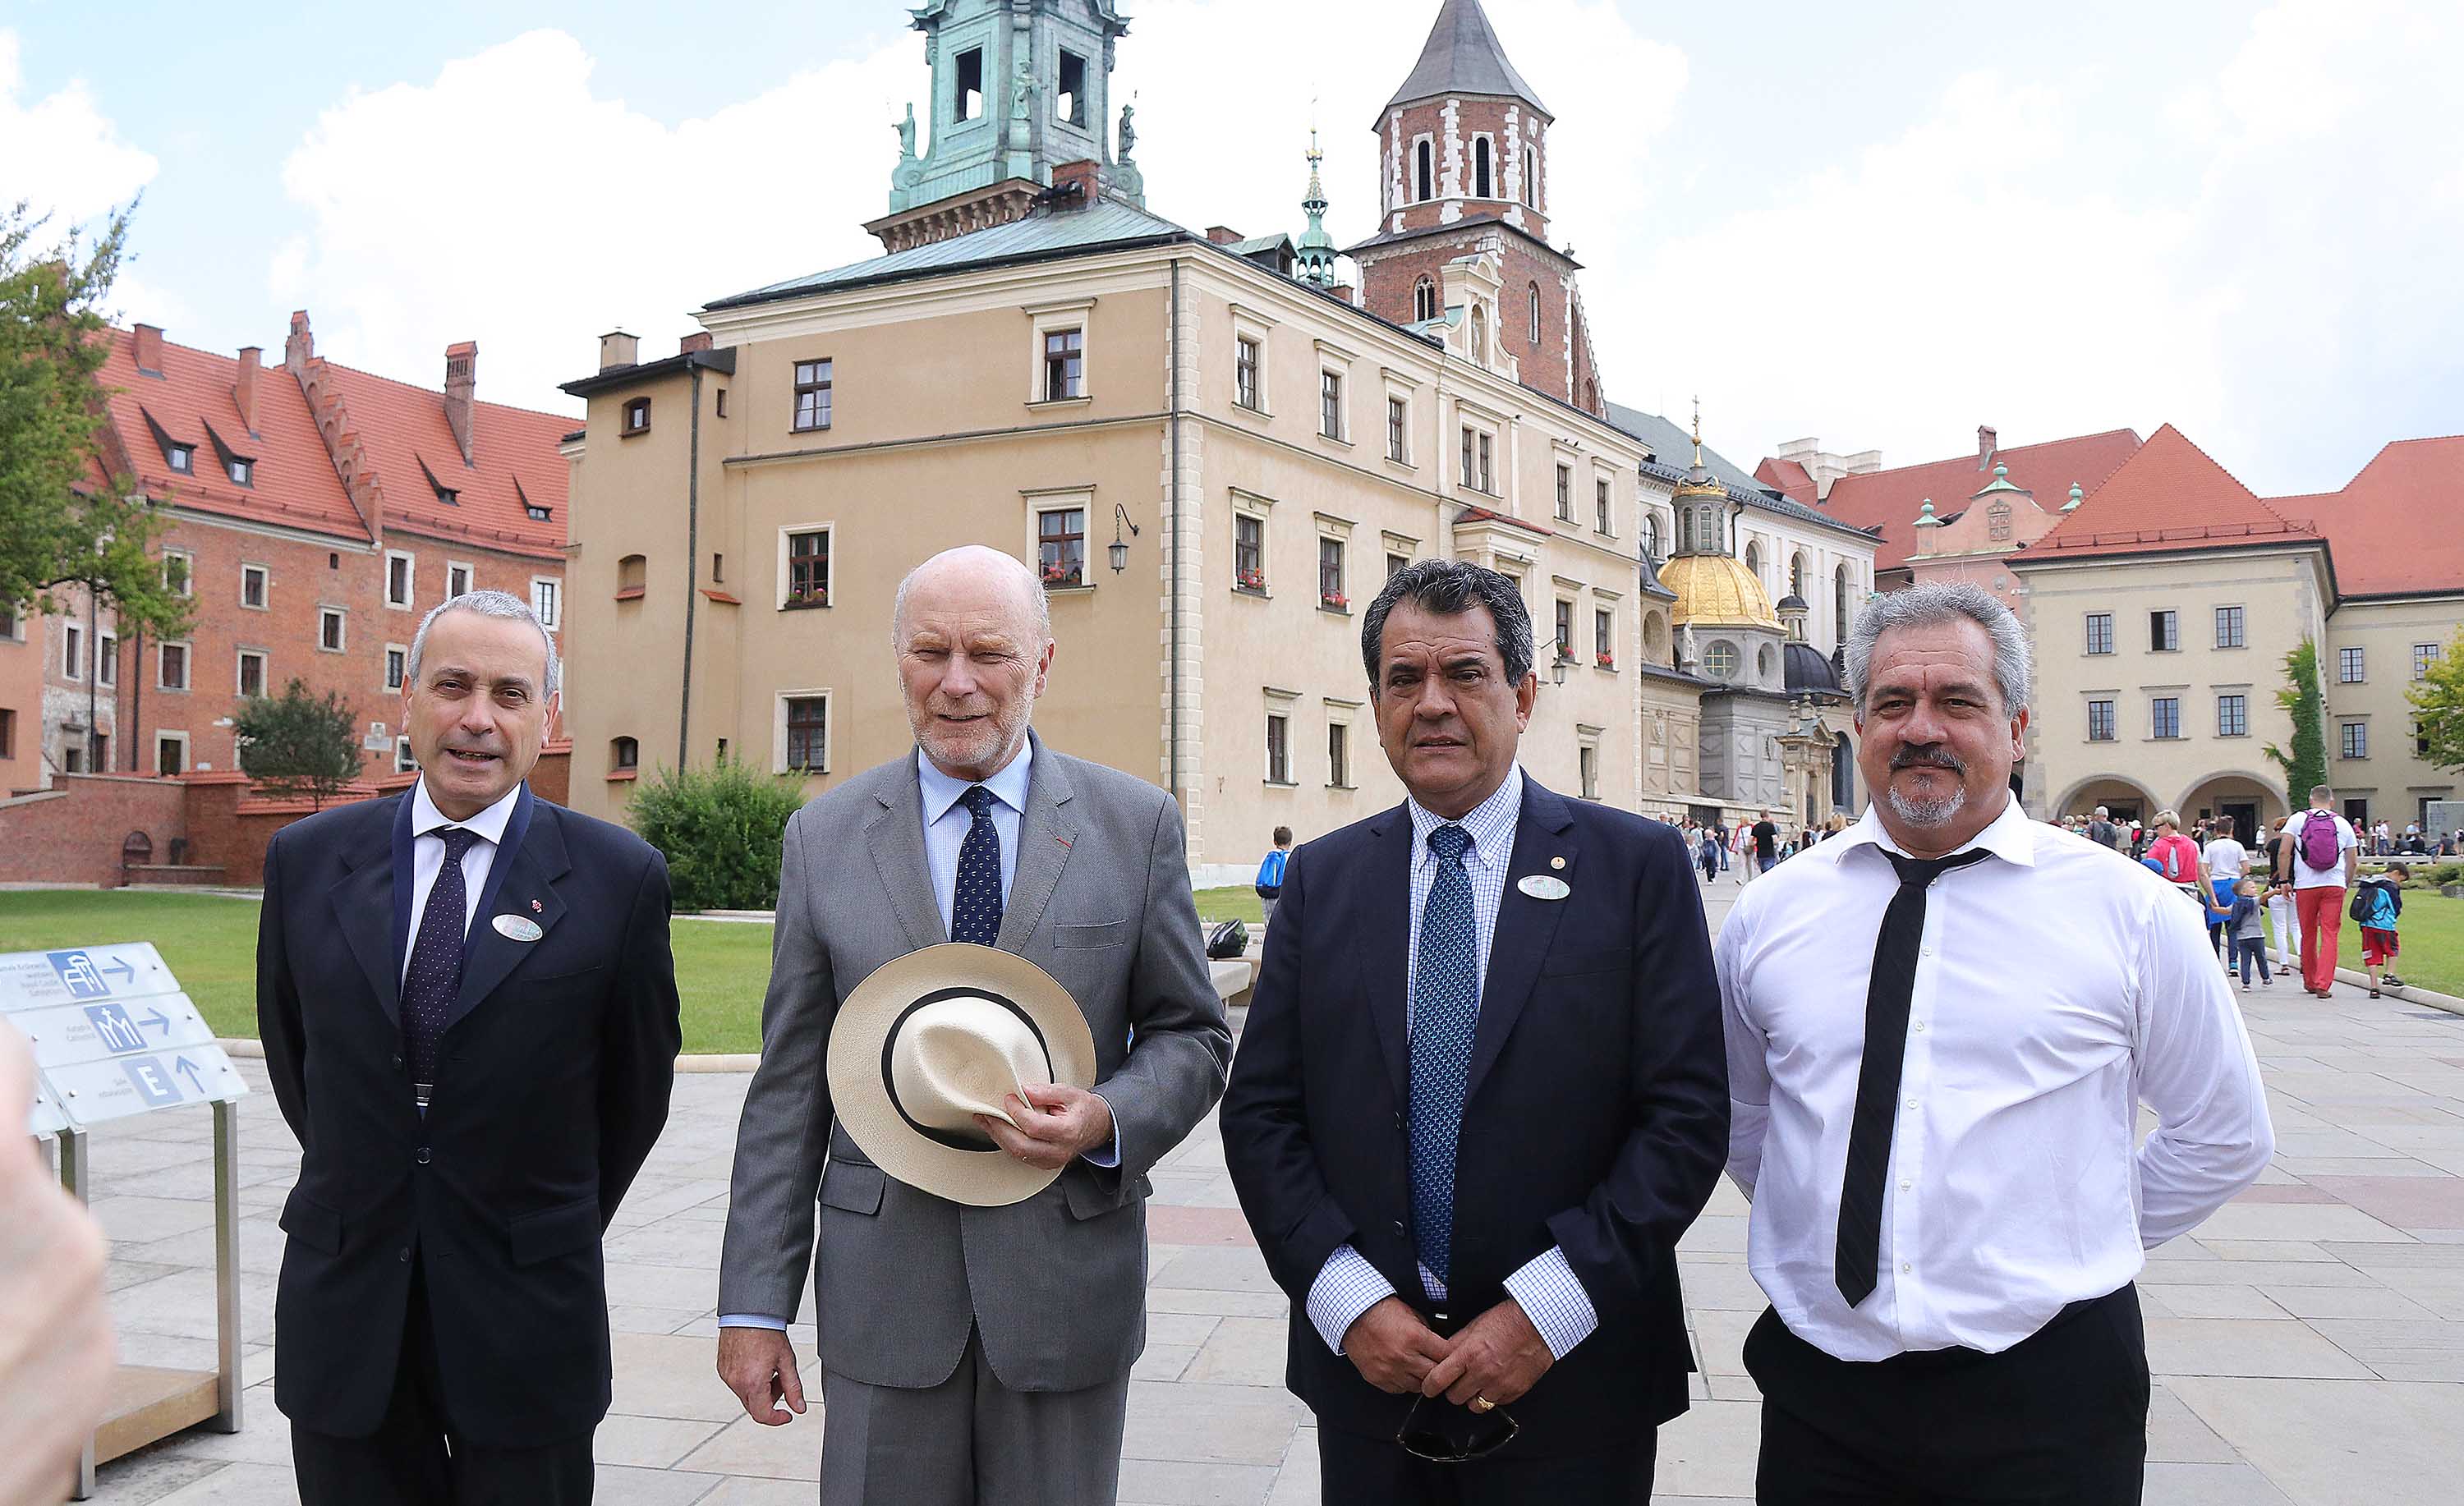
left=6, top=0, right=2460, bottom=498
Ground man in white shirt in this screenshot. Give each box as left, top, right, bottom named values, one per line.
left=1717, top=581, right=2273, bottom=1505
left=2291, top=787, right=2361, bottom=995
left=2200, top=816, right=2250, bottom=971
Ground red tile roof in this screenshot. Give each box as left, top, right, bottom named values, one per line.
left=308, top=359, right=572, bottom=562
left=2305, top=435, right=2464, bottom=597
left=1759, top=429, right=2144, bottom=572
left=94, top=330, right=370, bottom=541
left=2020, top=424, right=2322, bottom=563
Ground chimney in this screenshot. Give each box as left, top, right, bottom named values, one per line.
left=1978, top=424, right=1997, bottom=470
left=285, top=310, right=315, bottom=373
left=233, top=347, right=262, bottom=436
left=131, top=324, right=164, bottom=374
left=678, top=331, right=714, bottom=356
left=443, top=342, right=477, bottom=464
left=599, top=329, right=639, bottom=372
left=1050, top=159, right=1100, bottom=208
left=1205, top=226, right=1243, bottom=246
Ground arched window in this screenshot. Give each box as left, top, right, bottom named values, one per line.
left=1834, top=563, right=1851, bottom=643
left=1791, top=551, right=1808, bottom=600
left=1641, top=512, right=1660, bottom=562
left=1691, top=503, right=1724, bottom=555
left=1414, top=140, right=1433, bottom=202
left=1744, top=540, right=1762, bottom=578
left=1528, top=282, right=1542, bottom=344
left=1414, top=276, right=1437, bottom=322
left=1832, top=732, right=1854, bottom=810
left=1474, top=136, right=1492, bottom=199
left=610, top=736, right=639, bottom=773
left=1525, top=145, right=1538, bottom=207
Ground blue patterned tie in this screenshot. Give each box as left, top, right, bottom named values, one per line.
left=402, top=826, right=480, bottom=1108
left=951, top=787, right=1004, bottom=946
left=1409, top=824, right=1479, bottom=1289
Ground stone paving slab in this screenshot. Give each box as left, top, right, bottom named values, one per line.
left=75, top=880, right=2464, bottom=1502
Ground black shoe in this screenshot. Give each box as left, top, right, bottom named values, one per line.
left=2380, top=974, right=2406, bottom=987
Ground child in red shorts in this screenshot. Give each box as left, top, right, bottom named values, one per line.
left=2355, top=864, right=2407, bottom=998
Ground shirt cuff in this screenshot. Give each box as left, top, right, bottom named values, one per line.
left=718, top=1315, right=789, bottom=1331
left=1501, top=1247, right=1598, bottom=1361
left=1306, top=1243, right=1398, bottom=1355
left=1081, top=1090, right=1121, bottom=1168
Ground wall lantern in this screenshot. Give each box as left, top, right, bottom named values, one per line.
left=1109, top=502, right=1141, bottom=574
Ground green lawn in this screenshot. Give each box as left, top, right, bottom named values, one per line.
left=1193, top=884, right=1266, bottom=925
left=0, top=890, right=777, bottom=1054
left=2263, top=892, right=2464, bottom=998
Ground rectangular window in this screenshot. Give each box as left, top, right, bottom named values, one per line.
left=1317, top=535, right=1345, bottom=608
left=156, top=734, right=185, bottom=777
left=2340, top=645, right=2366, bottom=682
left=90, top=732, right=108, bottom=772
left=96, top=632, right=115, bottom=688
left=1327, top=723, right=1349, bottom=788
left=1555, top=465, right=1573, bottom=521
left=448, top=562, right=473, bottom=599
left=0, top=608, right=14, bottom=638
left=386, top=645, right=407, bottom=691
left=531, top=579, right=560, bottom=631
left=229, top=457, right=251, bottom=486
left=786, top=528, right=831, bottom=607
left=2420, top=722, right=2433, bottom=757
left=2087, top=699, right=2117, bottom=742
left=1234, top=514, right=1265, bottom=592
left=2152, top=696, right=2181, bottom=739
left=2218, top=693, right=2247, bottom=737
left=1058, top=49, right=1088, bottom=127
left=1386, top=397, right=1408, bottom=463
left=2214, top=605, right=2245, bottom=649
left=1596, top=478, right=1612, bottom=535
left=1554, top=599, right=1574, bottom=658
left=1478, top=432, right=1493, bottom=493
left=715, top=388, right=728, bottom=418
left=1043, top=328, right=1084, bottom=401
left=394, top=736, right=417, bottom=774
left=163, top=550, right=191, bottom=597
left=0, top=708, right=11, bottom=760
left=1460, top=428, right=1492, bottom=492
left=793, top=359, right=834, bottom=432
left=1038, top=507, right=1087, bottom=589
left=2342, top=721, right=2368, bottom=759
left=1386, top=551, right=1409, bottom=580
left=1595, top=608, right=1613, bottom=666
left=955, top=47, right=984, bottom=120
left=623, top=397, right=650, bottom=434
left=237, top=650, right=267, bottom=699
left=2085, top=613, right=2113, bottom=655
left=168, top=444, right=191, bottom=474
left=1318, top=370, right=1344, bottom=439
left=786, top=696, right=829, bottom=772
left=319, top=608, right=345, bottom=652
left=62, top=623, right=82, bottom=681
left=2416, top=642, right=2441, bottom=681
left=241, top=564, right=268, bottom=608
left=2149, top=610, right=2178, bottom=652
left=1460, top=427, right=1474, bottom=489
left=1234, top=337, right=1260, bottom=410
left=386, top=551, right=414, bottom=608
left=62, top=745, right=83, bottom=775
left=1266, top=713, right=1290, bottom=784
left=159, top=642, right=188, bottom=691
left=1580, top=744, right=1599, bottom=801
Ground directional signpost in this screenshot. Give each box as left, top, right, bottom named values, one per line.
left=3, top=944, right=248, bottom=1499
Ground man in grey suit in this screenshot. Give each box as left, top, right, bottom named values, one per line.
left=715, top=545, right=1232, bottom=1505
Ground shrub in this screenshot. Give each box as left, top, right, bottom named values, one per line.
left=2430, top=862, right=2464, bottom=887
left=624, top=757, right=807, bottom=911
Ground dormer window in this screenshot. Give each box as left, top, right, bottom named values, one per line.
left=526, top=504, right=551, bottom=521
left=167, top=444, right=193, bottom=473
left=228, top=457, right=251, bottom=486
left=435, top=486, right=458, bottom=506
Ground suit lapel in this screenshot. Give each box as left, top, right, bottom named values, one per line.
left=1365, top=805, right=1414, bottom=1105
left=1463, top=778, right=1578, bottom=1106
left=868, top=760, right=951, bottom=953
left=447, top=789, right=570, bottom=1031
left=995, top=736, right=1077, bottom=953
left=333, top=797, right=408, bottom=1026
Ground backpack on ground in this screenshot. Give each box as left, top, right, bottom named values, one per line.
left=2300, top=810, right=2342, bottom=872
left=1207, top=919, right=1249, bottom=959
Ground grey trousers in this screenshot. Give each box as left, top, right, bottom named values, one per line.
left=817, top=1328, right=1129, bottom=1506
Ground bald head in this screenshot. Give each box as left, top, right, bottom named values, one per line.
left=894, top=546, right=1056, bottom=782
left=892, top=546, right=1050, bottom=654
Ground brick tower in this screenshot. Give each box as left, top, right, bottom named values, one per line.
left=1346, top=0, right=1605, bottom=415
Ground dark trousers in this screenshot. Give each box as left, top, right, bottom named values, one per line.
left=1317, top=1423, right=1654, bottom=1504
left=1745, top=1286, right=2148, bottom=1505
left=290, top=1260, right=596, bottom=1506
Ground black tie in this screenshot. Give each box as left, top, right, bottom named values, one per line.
left=402, top=826, right=480, bottom=1109
left=950, top=787, right=1004, bottom=947
left=1836, top=846, right=1992, bottom=1307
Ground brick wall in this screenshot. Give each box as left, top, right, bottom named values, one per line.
left=0, top=774, right=188, bottom=887
left=1355, top=231, right=1580, bottom=408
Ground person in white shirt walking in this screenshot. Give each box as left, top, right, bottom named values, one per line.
left=1717, top=582, right=2273, bottom=1506
left=2201, top=816, right=2250, bottom=971
left=2290, top=789, right=2360, bottom=995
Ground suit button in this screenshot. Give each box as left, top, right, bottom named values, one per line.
left=414, top=1148, right=432, bottom=1165
left=1393, top=1113, right=1404, bottom=1132
left=391, top=1054, right=404, bottom=1072
left=398, top=1247, right=411, bottom=1263
left=1391, top=1219, right=1405, bottom=1237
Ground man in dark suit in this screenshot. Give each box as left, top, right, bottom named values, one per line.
left=1221, top=560, right=1728, bottom=1503
left=259, top=590, right=680, bottom=1505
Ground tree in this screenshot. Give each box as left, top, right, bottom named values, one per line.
left=235, top=678, right=362, bottom=809
left=2265, top=637, right=2328, bottom=801
left=2410, top=630, right=2464, bottom=774
left=625, top=756, right=808, bottom=911
left=1, top=200, right=191, bottom=642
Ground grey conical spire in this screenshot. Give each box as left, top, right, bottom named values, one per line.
left=1381, top=0, right=1547, bottom=118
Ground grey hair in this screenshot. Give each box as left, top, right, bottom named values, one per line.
left=1360, top=559, right=1535, bottom=693
left=890, top=547, right=1052, bottom=651
left=1844, top=581, right=2030, bottom=716
left=406, top=589, right=562, bottom=697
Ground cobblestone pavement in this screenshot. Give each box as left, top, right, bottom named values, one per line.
left=78, top=875, right=2464, bottom=1503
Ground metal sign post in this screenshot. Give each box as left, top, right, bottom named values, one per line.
left=3, top=944, right=250, bottom=1499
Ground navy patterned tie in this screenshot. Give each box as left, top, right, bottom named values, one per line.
left=402, top=826, right=480, bottom=1108
left=1409, top=824, right=1479, bottom=1289
left=951, top=787, right=1004, bottom=946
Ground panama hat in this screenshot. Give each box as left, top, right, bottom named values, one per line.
left=825, top=943, right=1098, bottom=1207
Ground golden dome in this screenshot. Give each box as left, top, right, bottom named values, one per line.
left=1658, top=552, right=1779, bottom=630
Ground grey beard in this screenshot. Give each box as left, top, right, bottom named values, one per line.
left=1885, top=782, right=1969, bottom=828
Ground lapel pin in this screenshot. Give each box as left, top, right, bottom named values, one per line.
left=1550, top=856, right=1566, bottom=870
left=1518, top=875, right=1570, bottom=901
left=531, top=898, right=543, bottom=912
left=494, top=914, right=544, bottom=943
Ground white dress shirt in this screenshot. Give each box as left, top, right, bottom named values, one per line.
left=401, top=778, right=521, bottom=983
left=1719, top=796, right=2273, bottom=1361
left=1303, top=766, right=1601, bottom=1361
left=916, top=742, right=1031, bottom=932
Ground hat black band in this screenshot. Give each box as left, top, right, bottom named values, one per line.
left=880, top=985, right=1057, bottom=1154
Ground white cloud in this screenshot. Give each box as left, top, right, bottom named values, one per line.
left=0, top=30, right=158, bottom=224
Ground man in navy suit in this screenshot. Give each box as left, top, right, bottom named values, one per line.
left=259, top=590, right=680, bottom=1505
left=1221, top=560, right=1728, bottom=1503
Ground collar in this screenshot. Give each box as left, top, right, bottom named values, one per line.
left=1406, top=764, right=1524, bottom=870
left=917, top=735, right=1036, bottom=825
left=1828, top=788, right=2039, bottom=871
left=410, top=777, right=522, bottom=847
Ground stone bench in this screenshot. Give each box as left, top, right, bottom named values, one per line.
left=122, top=864, right=229, bottom=887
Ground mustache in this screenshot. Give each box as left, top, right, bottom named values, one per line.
left=1890, top=745, right=1965, bottom=773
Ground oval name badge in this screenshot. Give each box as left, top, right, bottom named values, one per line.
left=492, top=914, right=544, bottom=943
left=1517, top=875, right=1570, bottom=901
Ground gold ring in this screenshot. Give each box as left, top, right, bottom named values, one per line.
left=1469, top=1394, right=1495, bottom=1414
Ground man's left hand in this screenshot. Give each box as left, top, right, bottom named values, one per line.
left=977, top=1082, right=1113, bottom=1169
left=1419, top=1297, right=1553, bottom=1409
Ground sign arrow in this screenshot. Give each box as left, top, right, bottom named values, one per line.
left=141, top=1008, right=172, bottom=1035
left=103, top=958, right=137, bottom=984
left=173, top=1056, right=205, bottom=1092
